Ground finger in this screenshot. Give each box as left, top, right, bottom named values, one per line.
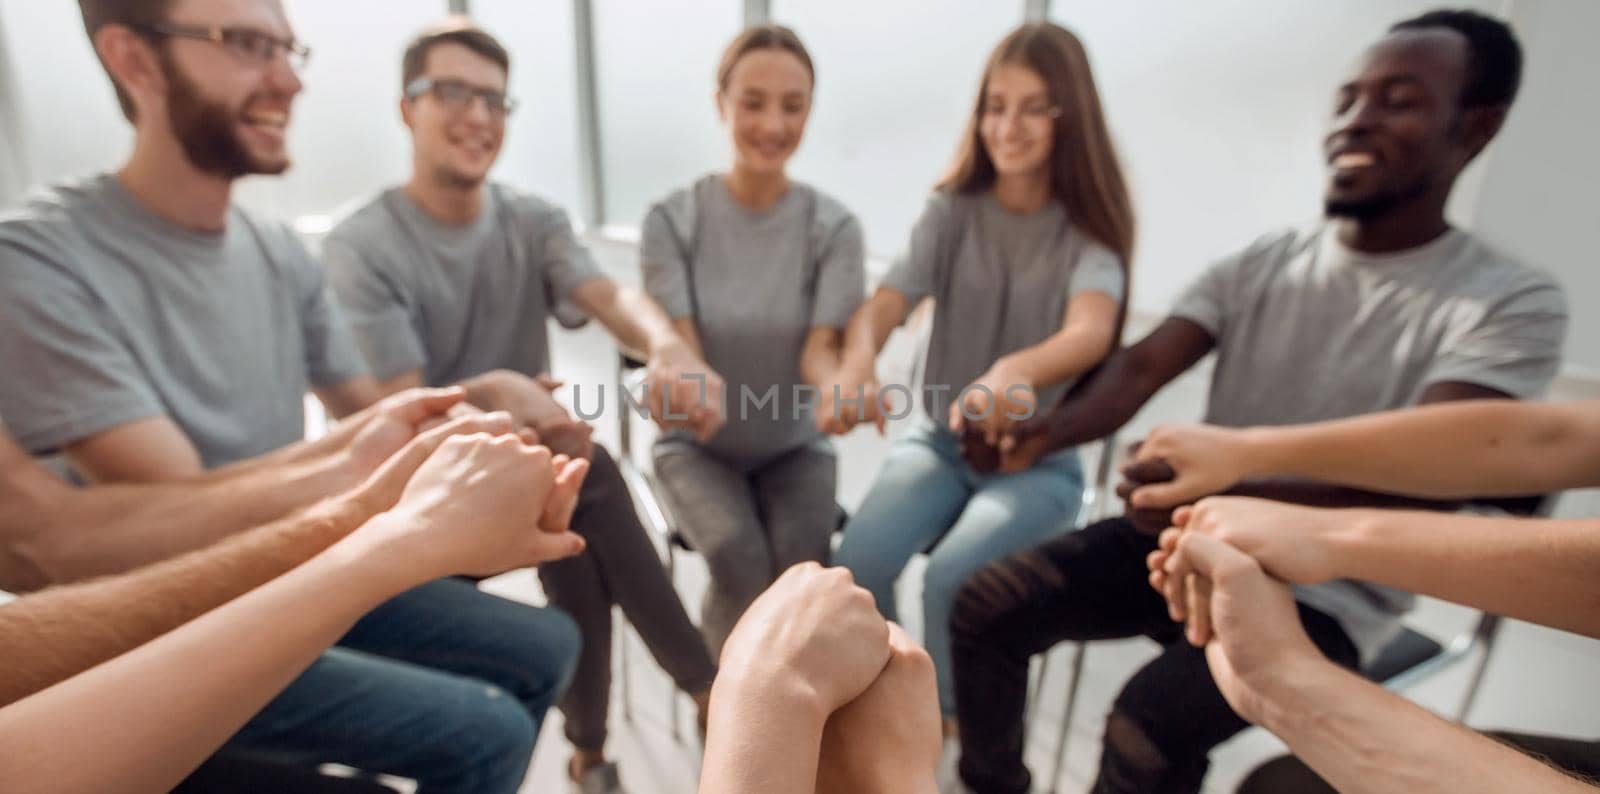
left=535, top=373, right=565, bottom=391
left=541, top=458, right=590, bottom=533
left=947, top=402, right=964, bottom=434
left=386, top=386, right=469, bottom=426
left=1130, top=479, right=1193, bottom=510
left=1159, top=527, right=1183, bottom=554
left=1172, top=505, right=1195, bottom=528
left=529, top=530, right=587, bottom=565
left=1147, top=548, right=1169, bottom=575
left=1122, top=457, right=1177, bottom=486
left=517, top=427, right=541, bottom=446
left=1186, top=573, right=1213, bottom=647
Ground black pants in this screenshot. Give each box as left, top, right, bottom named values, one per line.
left=537, top=446, right=718, bottom=751
left=1239, top=733, right=1600, bottom=792
left=950, top=516, right=1360, bottom=794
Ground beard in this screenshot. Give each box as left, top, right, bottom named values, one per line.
left=1324, top=172, right=1434, bottom=220
left=161, top=57, right=288, bottom=178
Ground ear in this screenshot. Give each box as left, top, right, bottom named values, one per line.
left=96, top=24, right=166, bottom=116
left=714, top=88, right=728, bottom=123
left=400, top=95, right=415, bottom=131
left=1458, top=104, right=1509, bottom=162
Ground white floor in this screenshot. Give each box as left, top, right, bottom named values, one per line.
left=462, top=237, right=1600, bottom=793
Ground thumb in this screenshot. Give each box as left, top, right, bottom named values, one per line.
left=1131, top=479, right=1191, bottom=510
left=1173, top=531, right=1251, bottom=581
left=391, top=386, right=468, bottom=425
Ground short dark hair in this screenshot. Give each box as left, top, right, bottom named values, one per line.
left=401, top=17, right=510, bottom=89
left=78, top=0, right=175, bottom=121
left=1390, top=8, right=1522, bottom=109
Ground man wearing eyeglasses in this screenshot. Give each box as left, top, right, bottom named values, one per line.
left=322, top=19, right=726, bottom=793
left=0, top=2, right=587, bottom=792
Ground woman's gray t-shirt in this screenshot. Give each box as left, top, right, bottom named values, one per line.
left=883, top=191, right=1126, bottom=424
left=640, top=175, right=866, bottom=465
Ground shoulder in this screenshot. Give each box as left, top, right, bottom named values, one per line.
left=324, top=188, right=403, bottom=248
left=0, top=174, right=110, bottom=268
left=795, top=181, right=862, bottom=239
left=1449, top=231, right=1566, bottom=307
left=492, top=182, right=576, bottom=230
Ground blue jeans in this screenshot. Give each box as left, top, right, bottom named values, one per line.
left=225, top=577, right=581, bottom=793
left=832, top=421, right=1083, bottom=715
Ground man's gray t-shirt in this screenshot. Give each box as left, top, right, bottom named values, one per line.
left=0, top=174, right=369, bottom=468
left=883, top=192, right=1126, bottom=425
left=323, top=184, right=604, bottom=387
left=641, top=175, right=865, bottom=464
left=1173, top=223, right=1568, bottom=663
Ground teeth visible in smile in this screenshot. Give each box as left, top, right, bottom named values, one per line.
left=1333, top=152, right=1375, bottom=169
left=244, top=111, right=287, bottom=129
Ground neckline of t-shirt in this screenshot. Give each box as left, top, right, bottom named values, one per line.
left=978, top=190, right=1066, bottom=223
left=96, top=173, right=231, bottom=248
left=387, top=185, right=502, bottom=242
left=707, top=173, right=800, bottom=220
left=1319, top=223, right=1465, bottom=270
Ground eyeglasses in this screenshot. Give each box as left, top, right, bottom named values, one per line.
left=404, top=78, right=518, bottom=118
left=138, top=21, right=311, bottom=72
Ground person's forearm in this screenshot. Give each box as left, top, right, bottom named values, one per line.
left=701, top=674, right=827, bottom=794
left=1256, top=658, right=1597, bottom=794
left=0, top=495, right=373, bottom=705
left=0, top=522, right=420, bottom=794
left=999, top=325, right=1115, bottom=392
left=1037, top=317, right=1213, bottom=453
left=838, top=289, right=908, bottom=376
left=11, top=454, right=362, bottom=588
left=585, top=280, right=688, bottom=359
left=1325, top=510, right=1600, bottom=638
left=800, top=329, right=846, bottom=389
left=1238, top=400, right=1600, bottom=498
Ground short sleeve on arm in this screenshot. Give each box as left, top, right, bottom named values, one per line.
left=881, top=194, right=955, bottom=306
left=1169, top=244, right=1259, bottom=338
left=0, top=247, right=163, bottom=454
left=1068, top=239, right=1126, bottom=303
left=288, top=237, right=371, bottom=387
left=1424, top=277, right=1568, bottom=399
left=639, top=202, right=694, bottom=319
left=809, top=213, right=866, bottom=329
left=323, top=235, right=426, bottom=381
left=531, top=203, right=604, bottom=327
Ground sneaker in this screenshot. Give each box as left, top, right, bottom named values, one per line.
left=570, top=760, right=626, bottom=794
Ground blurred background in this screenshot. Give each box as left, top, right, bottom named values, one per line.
left=1, top=2, right=1595, bottom=791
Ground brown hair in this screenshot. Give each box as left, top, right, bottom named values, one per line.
left=939, top=23, right=1136, bottom=271
left=78, top=0, right=175, bottom=121
left=401, top=16, right=510, bottom=89
left=716, top=24, right=815, bottom=91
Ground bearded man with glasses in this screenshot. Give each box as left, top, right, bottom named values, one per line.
left=0, top=2, right=588, bottom=791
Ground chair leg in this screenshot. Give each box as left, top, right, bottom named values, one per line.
left=618, top=609, right=633, bottom=725
left=1025, top=648, right=1050, bottom=728
left=1049, top=642, right=1088, bottom=794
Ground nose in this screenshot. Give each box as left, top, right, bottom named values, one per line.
left=1333, top=91, right=1382, bottom=138
left=265, top=53, right=303, bottom=96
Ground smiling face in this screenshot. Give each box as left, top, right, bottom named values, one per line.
left=1323, top=28, right=1476, bottom=219
left=403, top=42, right=509, bottom=190
left=978, top=62, right=1058, bottom=182
left=718, top=48, right=812, bottom=177
left=153, top=0, right=302, bottom=177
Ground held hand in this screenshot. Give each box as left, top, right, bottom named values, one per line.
left=1144, top=530, right=1323, bottom=725
left=718, top=563, right=892, bottom=717
left=1126, top=423, right=1256, bottom=510
left=993, top=414, right=1054, bottom=474
left=381, top=433, right=584, bottom=579
left=1116, top=445, right=1180, bottom=535
left=1148, top=496, right=1345, bottom=643
left=817, top=366, right=889, bottom=436
left=950, top=364, right=1038, bottom=447
left=347, top=411, right=517, bottom=516
left=539, top=454, right=590, bottom=535
left=646, top=344, right=727, bottom=443
left=473, top=371, right=594, bottom=460
left=814, top=623, right=942, bottom=794
left=336, top=387, right=470, bottom=481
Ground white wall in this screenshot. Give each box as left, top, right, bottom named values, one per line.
left=1467, top=0, right=1600, bottom=374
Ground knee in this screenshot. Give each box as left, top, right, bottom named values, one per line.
left=462, top=687, right=539, bottom=792
left=1100, top=710, right=1173, bottom=786
left=948, top=561, right=1016, bottom=644
left=516, top=608, right=582, bottom=713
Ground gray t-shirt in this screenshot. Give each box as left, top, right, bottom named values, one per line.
left=883, top=191, right=1126, bottom=424
left=1173, top=223, right=1569, bottom=663
left=0, top=174, right=368, bottom=468
left=641, top=175, right=865, bottom=464
left=323, top=184, right=604, bottom=387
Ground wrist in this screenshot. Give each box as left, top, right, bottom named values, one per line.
left=1251, top=653, right=1356, bottom=738
left=338, top=509, right=445, bottom=588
